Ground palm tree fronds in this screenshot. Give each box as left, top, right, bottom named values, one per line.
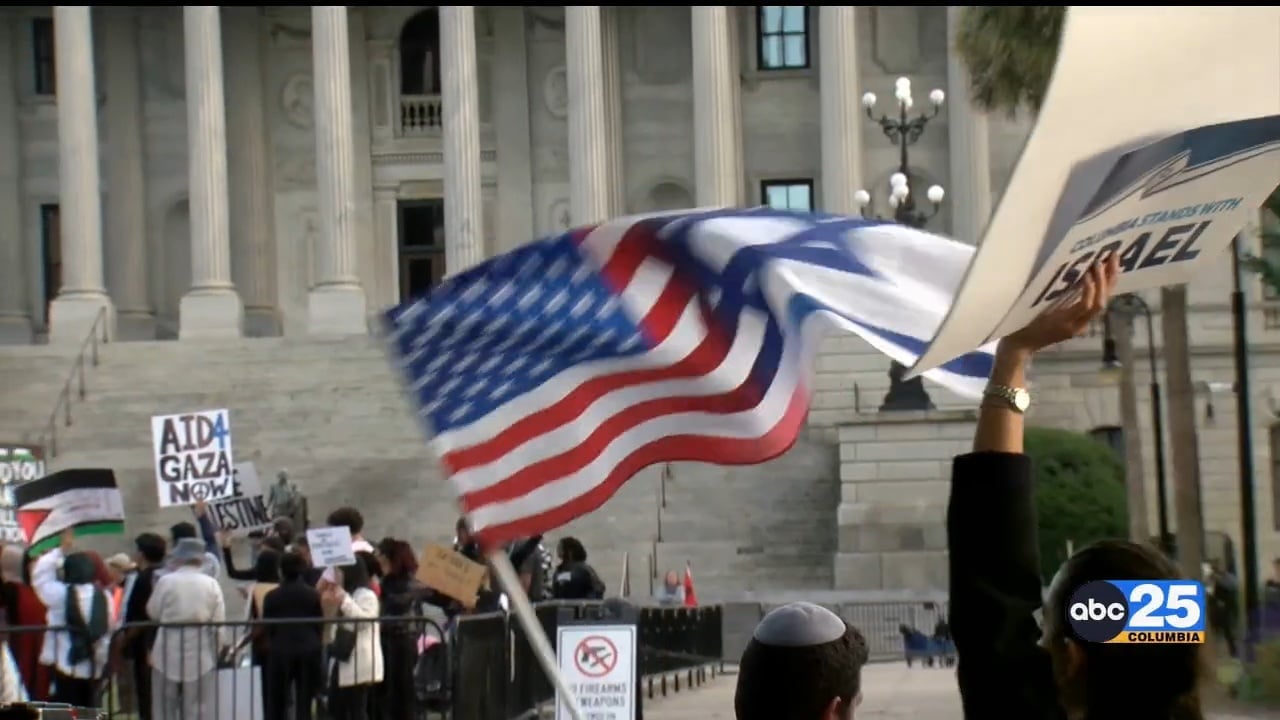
left=955, top=6, right=1067, bottom=117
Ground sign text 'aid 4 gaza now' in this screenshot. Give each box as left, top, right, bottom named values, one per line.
left=1066, top=580, right=1206, bottom=644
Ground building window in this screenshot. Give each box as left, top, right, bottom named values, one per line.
left=398, top=199, right=446, bottom=302
left=1089, top=425, right=1124, bottom=460
left=399, top=10, right=441, bottom=96
left=32, top=18, right=55, bottom=96
left=756, top=6, right=810, bottom=71
left=40, top=204, right=61, bottom=317
left=761, top=179, right=814, bottom=212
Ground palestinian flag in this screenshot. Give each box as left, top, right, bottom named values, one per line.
left=14, top=468, right=125, bottom=556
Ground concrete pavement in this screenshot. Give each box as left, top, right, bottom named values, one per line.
left=643, top=662, right=1276, bottom=719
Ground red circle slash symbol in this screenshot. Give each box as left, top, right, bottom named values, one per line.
left=573, top=636, right=619, bottom=678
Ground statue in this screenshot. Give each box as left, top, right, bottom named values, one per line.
left=879, top=361, right=935, bottom=412
left=268, top=469, right=307, bottom=532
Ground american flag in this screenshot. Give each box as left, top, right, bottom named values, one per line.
left=384, top=208, right=995, bottom=546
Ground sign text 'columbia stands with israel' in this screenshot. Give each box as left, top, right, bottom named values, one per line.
left=151, top=409, right=236, bottom=508
left=905, top=6, right=1280, bottom=379
left=209, top=462, right=272, bottom=536
left=0, top=445, right=45, bottom=543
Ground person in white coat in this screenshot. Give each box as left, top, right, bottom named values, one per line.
left=31, top=531, right=115, bottom=708
left=147, top=538, right=227, bottom=720
left=320, top=559, right=382, bottom=720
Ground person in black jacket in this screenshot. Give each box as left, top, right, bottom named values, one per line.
left=950, top=256, right=1204, bottom=720
left=551, top=537, right=604, bottom=601
left=262, top=552, right=324, bottom=720
left=122, top=533, right=167, bottom=720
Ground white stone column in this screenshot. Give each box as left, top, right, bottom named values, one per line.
left=439, top=6, right=485, bottom=274
left=224, top=7, right=278, bottom=337
left=946, top=6, right=992, bottom=244
left=308, top=6, right=368, bottom=334
left=819, top=6, right=864, bottom=215
left=601, top=7, right=626, bottom=217
left=566, top=7, right=611, bottom=225
left=691, top=7, right=743, bottom=207
left=102, top=7, right=152, bottom=341
left=0, top=16, right=31, bottom=344
left=181, top=5, right=243, bottom=339
left=48, top=6, right=115, bottom=344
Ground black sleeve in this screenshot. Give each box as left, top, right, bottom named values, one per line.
left=124, top=570, right=154, bottom=624
left=221, top=546, right=255, bottom=582
left=948, top=452, right=1064, bottom=720
left=508, top=536, right=543, bottom=570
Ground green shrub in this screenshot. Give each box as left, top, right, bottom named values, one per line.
left=1024, top=426, right=1129, bottom=581
left=1240, top=639, right=1280, bottom=705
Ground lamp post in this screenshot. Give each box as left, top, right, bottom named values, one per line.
left=1100, top=293, right=1171, bottom=551
left=857, top=77, right=946, bottom=412
left=1230, top=234, right=1260, bottom=645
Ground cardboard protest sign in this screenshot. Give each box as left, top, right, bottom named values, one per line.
left=417, top=544, right=487, bottom=608
left=209, top=462, right=272, bottom=537
left=907, top=6, right=1280, bottom=378
left=306, top=526, right=356, bottom=568
left=0, top=445, right=45, bottom=543
left=151, top=409, right=236, bottom=508
left=14, top=468, right=125, bottom=556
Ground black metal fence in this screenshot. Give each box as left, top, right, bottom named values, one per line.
left=0, top=601, right=722, bottom=719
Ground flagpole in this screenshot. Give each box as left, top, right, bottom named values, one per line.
left=487, top=548, right=586, bottom=720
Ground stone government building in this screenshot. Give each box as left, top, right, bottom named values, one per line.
left=1, top=5, right=1278, bottom=596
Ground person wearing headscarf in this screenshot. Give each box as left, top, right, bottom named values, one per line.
left=0, top=544, right=50, bottom=701
left=31, top=530, right=114, bottom=707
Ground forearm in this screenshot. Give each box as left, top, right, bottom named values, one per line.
left=972, top=342, right=1030, bottom=454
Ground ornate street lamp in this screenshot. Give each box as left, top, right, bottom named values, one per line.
left=857, top=77, right=946, bottom=412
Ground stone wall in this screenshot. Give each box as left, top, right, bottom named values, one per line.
left=833, top=411, right=975, bottom=591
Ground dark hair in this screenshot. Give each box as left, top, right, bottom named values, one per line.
left=384, top=540, right=418, bottom=578
left=260, top=536, right=286, bottom=554
left=735, top=624, right=869, bottom=720
left=170, top=522, right=197, bottom=542
left=280, top=552, right=307, bottom=582
left=340, top=558, right=371, bottom=594
left=253, top=550, right=282, bottom=584
left=1046, top=540, right=1204, bottom=719
left=326, top=507, right=364, bottom=535
left=557, top=537, right=588, bottom=563
left=135, top=533, right=167, bottom=564
left=358, top=550, right=382, bottom=580
left=455, top=516, right=470, bottom=533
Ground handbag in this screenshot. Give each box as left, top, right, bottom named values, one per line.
left=329, top=626, right=357, bottom=662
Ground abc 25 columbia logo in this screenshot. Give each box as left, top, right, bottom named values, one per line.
left=1067, top=580, right=1206, bottom=644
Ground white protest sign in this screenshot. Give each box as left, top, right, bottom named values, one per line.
left=0, top=445, right=45, bottom=543
left=907, top=6, right=1280, bottom=378
left=555, top=625, right=636, bottom=720
left=151, top=409, right=237, bottom=508
left=306, top=526, right=356, bottom=568
left=209, top=462, right=272, bottom=537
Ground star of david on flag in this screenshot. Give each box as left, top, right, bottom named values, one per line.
left=384, top=208, right=994, bottom=547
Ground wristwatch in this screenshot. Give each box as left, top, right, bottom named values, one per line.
left=983, top=383, right=1031, bottom=414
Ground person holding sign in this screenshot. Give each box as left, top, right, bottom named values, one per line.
left=319, top=560, right=382, bottom=720
left=30, top=530, right=115, bottom=708
left=948, top=257, right=1207, bottom=719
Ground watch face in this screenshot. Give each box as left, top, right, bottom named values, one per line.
left=1013, top=388, right=1031, bottom=412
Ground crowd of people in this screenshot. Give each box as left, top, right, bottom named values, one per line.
left=0, top=496, right=615, bottom=719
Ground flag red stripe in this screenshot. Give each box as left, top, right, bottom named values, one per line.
left=468, top=383, right=810, bottom=547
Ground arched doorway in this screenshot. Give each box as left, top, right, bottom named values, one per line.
left=645, top=181, right=694, bottom=212
left=399, top=9, right=442, bottom=133
left=158, top=199, right=190, bottom=340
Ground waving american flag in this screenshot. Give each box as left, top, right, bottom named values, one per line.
left=384, top=208, right=994, bottom=546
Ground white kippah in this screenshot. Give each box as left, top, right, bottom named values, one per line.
left=752, top=601, right=846, bottom=647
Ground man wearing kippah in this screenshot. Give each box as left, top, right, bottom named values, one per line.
left=735, top=602, right=869, bottom=720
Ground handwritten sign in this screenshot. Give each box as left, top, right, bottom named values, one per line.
left=209, top=463, right=272, bottom=537
left=0, top=445, right=44, bottom=543
left=151, top=409, right=236, bottom=508
left=306, top=526, right=356, bottom=568
left=417, top=544, right=487, bottom=609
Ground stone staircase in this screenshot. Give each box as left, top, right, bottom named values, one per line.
left=0, top=337, right=840, bottom=595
